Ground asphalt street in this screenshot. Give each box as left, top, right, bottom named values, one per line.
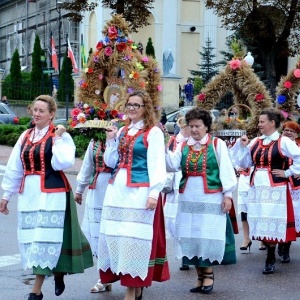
left=0, top=148, right=300, bottom=299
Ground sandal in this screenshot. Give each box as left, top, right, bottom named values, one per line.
left=90, top=280, right=112, bottom=293
left=190, top=276, right=203, bottom=293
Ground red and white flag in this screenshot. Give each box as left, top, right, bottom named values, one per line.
left=68, top=38, right=79, bottom=73
left=51, top=36, right=58, bottom=71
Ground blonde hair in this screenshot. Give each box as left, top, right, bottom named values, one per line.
left=176, top=116, right=187, bottom=128
left=34, top=95, right=57, bottom=120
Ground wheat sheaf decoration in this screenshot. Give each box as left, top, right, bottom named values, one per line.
left=72, top=14, right=162, bottom=130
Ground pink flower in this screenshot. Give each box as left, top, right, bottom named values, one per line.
left=229, top=59, right=242, bottom=70
left=108, top=26, right=118, bottom=40
left=142, top=56, right=149, bottom=62
left=71, top=108, right=82, bottom=118
left=283, top=81, right=292, bottom=89
left=104, top=46, right=113, bottom=56
left=157, top=85, right=163, bottom=91
left=197, top=93, right=206, bottom=102
left=293, top=69, right=300, bottom=78
left=98, top=74, right=103, bottom=80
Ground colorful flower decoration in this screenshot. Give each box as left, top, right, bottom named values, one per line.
left=108, top=26, right=118, bottom=40
left=98, top=74, right=103, bottom=80
left=142, top=56, right=149, bottom=62
left=157, top=85, right=163, bottom=92
left=129, top=71, right=139, bottom=79
left=229, top=59, right=242, bottom=70
left=293, top=69, right=300, bottom=78
left=255, top=93, right=265, bottom=102
left=116, top=42, right=127, bottom=52
left=104, top=47, right=113, bottom=56
left=197, top=93, right=206, bottom=102
left=70, top=101, right=122, bottom=128
left=283, top=81, right=293, bottom=89
left=84, top=68, right=93, bottom=74
left=277, top=95, right=287, bottom=104
left=281, top=110, right=289, bottom=119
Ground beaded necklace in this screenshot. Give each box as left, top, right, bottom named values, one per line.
left=189, top=145, right=205, bottom=163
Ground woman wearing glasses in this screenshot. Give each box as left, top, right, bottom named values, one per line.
left=231, top=108, right=300, bottom=275
left=98, top=90, right=170, bottom=300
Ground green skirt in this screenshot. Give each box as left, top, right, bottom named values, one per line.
left=182, top=214, right=236, bottom=267
left=33, top=192, right=93, bottom=276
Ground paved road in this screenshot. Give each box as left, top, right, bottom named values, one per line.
left=0, top=147, right=300, bottom=299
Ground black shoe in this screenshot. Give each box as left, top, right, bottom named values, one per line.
left=27, top=292, right=43, bottom=300
left=180, top=264, right=190, bottom=271
left=281, top=254, right=290, bottom=263
left=201, top=272, right=214, bottom=294
left=262, top=263, right=275, bottom=274
left=190, top=276, right=203, bottom=293
left=240, top=241, right=252, bottom=251
left=135, top=287, right=144, bottom=300
left=54, top=275, right=65, bottom=296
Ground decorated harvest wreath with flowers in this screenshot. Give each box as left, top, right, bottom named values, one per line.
left=70, top=14, right=163, bottom=137
left=276, top=56, right=300, bottom=118
left=194, top=39, right=273, bottom=138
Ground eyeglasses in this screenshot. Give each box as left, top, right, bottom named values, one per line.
left=283, top=129, right=296, bottom=133
left=125, top=103, right=145, bottom=110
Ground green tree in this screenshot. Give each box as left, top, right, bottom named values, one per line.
left=193, top=76, right=204, bottom=96
left=30, top=35, right=50, bottom=97
left=9, top=49, right=22, bottom=100
left=205, top=0, right=300, bottom=97
left=145, top=37, right=155, bottom=58
left=189, top=36, right=221, bottom=84
left=58, top=53, right=74, bottom=104
left=62, top=0, right=154, bottom=31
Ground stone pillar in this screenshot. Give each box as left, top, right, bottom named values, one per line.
left=161, top=74, right=182, bottom=112
left=72, top=72, right=83, bottom=105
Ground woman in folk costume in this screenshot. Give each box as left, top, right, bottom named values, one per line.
left=98, top=90, right=170, bottom=300
left=0, top=95, right=93, bottom=300
left=230, top=108, right=300, bottom=275
left=74, top=137, right=113, bottom=293
left=277, top=120, right=300, bottom=263
left=166, top=107, right=237, bottom=294
left=163, top=117, right=190, bottom=271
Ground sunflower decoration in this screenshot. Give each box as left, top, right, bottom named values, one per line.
left=276, top=56, right=300, bottom=119
left=76, top=14, right=163, bottom=128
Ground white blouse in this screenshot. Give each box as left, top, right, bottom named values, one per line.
left=1, top=126, right=75, bottom=201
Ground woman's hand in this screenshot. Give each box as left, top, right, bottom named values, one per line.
left=221, top=196, right=232, bottom=214
left=0, top=199, right=9, bottom=215
left=55, top=125, right=66, bottom=137
left=146, top=197, right=157, bottom=210
left=74, top=193, right=83, bottom=205
left=105, top=125, right=118, bottom=140
left=240, top=135, right=249, bottom=147
left=271, top=169, right=286, bottom=178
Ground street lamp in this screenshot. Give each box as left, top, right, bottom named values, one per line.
left=0, top=68, right=5, bottom=101
left=56, top=1, right=63, bottom=73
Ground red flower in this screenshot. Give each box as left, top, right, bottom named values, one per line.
left=87, top=68, right=93, bottom=74
left=197, top=93, right=206, bottom=102
left=110, top=110, right=118, bottom=118
left=100, top=103, right=108, bottom=110
left=81, top=82, right=88, bottom=89
left=117, top=42, right=127, bottom=52
left=96, top=42, right=103, bottom=50
left=97, top=110, right=106, bottom=119
left=71, top=120, right=77, bottom=127
left=283, top=81, right=293, bottom=89
left=71, top=108, right=82, bottom=118
left=255, top=93, right=265, bottom=102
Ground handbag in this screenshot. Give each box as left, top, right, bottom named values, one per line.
left=162, top=172, right=175, bottom=194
